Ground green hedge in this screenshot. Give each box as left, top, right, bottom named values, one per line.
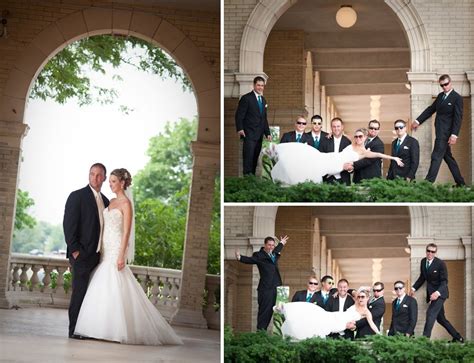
left=224, top=327, right=474, bottom=363
left=224, top=177, right=474, bottom=202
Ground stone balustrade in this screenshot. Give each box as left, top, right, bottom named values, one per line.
left=7, top=253, right=220, bottom=329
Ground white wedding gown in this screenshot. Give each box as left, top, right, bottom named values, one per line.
left=269, top=142, right=360, bottom=185
left=281, top=302, right=361, bottom=340
left=74, top=208, right=183, bottom=345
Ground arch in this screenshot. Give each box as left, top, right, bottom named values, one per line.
left=252, top=205, right=278, bottom=237
left=0, top=7, right=219, bottom=143
left=238, top=0, right=431, bottom=76
left=409, top=205, right=431, bottom=236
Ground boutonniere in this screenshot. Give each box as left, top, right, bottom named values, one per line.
left=403, top=146, right=409, bottom=149
left=448, top=102, right=452, bottom=106
left=433, top=270, right=437, bottom=273
left=265, top=103, right=268, bottom=108
left=402, top=304, right=408, bottom=308
left=369, top=305, right=373, bottom=309
left=313, top=301, right=318, bottom=305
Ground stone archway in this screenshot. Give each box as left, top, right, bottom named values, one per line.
left=0, top=7, right=219, bottom=329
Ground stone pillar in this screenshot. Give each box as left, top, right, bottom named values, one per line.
left=311, top=218, right=321, bottom=278
left=171, top=141, right=219, bottom=328
left=407, top=72, right=437, bottom=179
left=461, top=235, right=472, bottom=340
left=0, top=121, right=28, bottom=308
left=313, top=71, right=321, bottom=116
left=465, top=71, right=474, bottom=183
left=320, top=236, right=327, bottom=276
left=304, top=51, right=314, bottom=117
left=320, top=86, right=327, bottom=128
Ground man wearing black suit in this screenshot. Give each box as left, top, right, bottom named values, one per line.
left=235, top=235, right=289, bottom=331
left=280, top=116, right=312, bottom=144
left=387, top=120, right=419, bottom=181
left=235, top=76, right=272, bottom=175
left=355, top=281, right=386, bottom=339
left=320, top=117, right=352, bottom=185
left=352, top=120, right=384, bottom=183
left=412, top=74, right=465, bottom=186
left=291, top=275, right=319, bottom=303
left=313, top=275, right=335, bottom=311
left=328, top=279, right=355, bottom=339
left=410, top=243, right=464, bottom=342
left=388, top=281, right=417, bottom=336
left=63, top=163, right=110, bottom=339
left=305, top=115, right=328, bottom=150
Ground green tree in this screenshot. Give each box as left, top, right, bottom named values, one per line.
left=31, top=35, right=191, bottom=110
left=14, top=189, right=36, bottom=233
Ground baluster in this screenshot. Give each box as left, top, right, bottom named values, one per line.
left=160, top=276, right=170, bottom=306
left=150, top=275, right=160, bottom=306
left=171, top=277, right=180, bottom=307
left=10, top=264, right=19, bottom=291
left=56, top=266, right=65, bottom=293
left=30, top=264, right=41, bottom=291
left=138, top=273, right=148, bottom=295
left=42, top=265, right=52, bottom=293
left=19, top=264, right=29, bottom=291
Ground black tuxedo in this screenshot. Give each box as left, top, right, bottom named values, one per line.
left=239, top=243, right=284, bottom=330
left=292, top=290, right=318, bottom=303
left=235, top=91, right=271, bottom=175
left=388, top=295, right=417, bottom=336
left=313, top=290, right=332, bottom=311
left=387, top=135, right=419, bottom=180
left=63, top=185, right=109, bottom=336
left=304, top=131, right=329, bottom=150
left=353, top=136, right=384, bottom=183
left=416, top=90, right=465, bottom=185
left=320, top=135, right=352, bottom=185
left=280, top=131, right=312, bottom=144
left=355, top=296, right=385, bottom=338
left=328, top=295, right=355, bottom=339
left=412, top=257, right=462, bottom=339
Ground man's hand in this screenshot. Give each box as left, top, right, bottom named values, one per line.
left=346, top=321, right=356, bottom=330
left=411, top=121, right=419, bottom=131
left=267, top=135, right=272, bottom=141
left=448, top=135, right=457, bottom=145
left=237, top=130, right=246, bottom=138
left=430, top=291, right=440, bottom=301
left=343, top=162, right=353, bottom=172
left=279, top=235, right=289, bottom=245
left=72, top=251, right=80, bottom=260
left=235, top=248, right=241, bottom=260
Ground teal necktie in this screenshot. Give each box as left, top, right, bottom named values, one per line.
left=258, top=95, right=263, bottom=113
left=270, top=253, right=275, bottom=263
left=426, top=260, right=430, bottom=270
left=314, top=137, right=319, bottom=149
left=306, top=293, right=312, bottom=302
left=296, top=134, right=302, bottom=143
left=396, top=299, right=401, bottom=310
left=442, top=93, right=448, bottom=102
left=323, top=293, right=328, bottom=304
left=395, top=139, right=401, bottom=153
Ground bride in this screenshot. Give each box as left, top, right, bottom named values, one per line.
left=74, top=168, right=182, bottom=345
left=266, top=128, right=403, bottom=185
left=281, top=287, right=380, bottom=340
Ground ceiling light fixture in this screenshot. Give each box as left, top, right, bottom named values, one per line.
left=336, top=5, right=357, bottom=28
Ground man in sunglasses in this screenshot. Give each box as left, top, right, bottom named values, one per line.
left=387, top=119, right=419, bottom=181
left=389, top=281, right=418, bottom=336
left=410, top=243, right=464, bottom=342
left=352, top=120, right=385, bottom=183
left=304, top=114, right=328, bottom=150
left=235, top=235, right=289, bottom=331
left=411, top=74, right=465, bottom=186
left=354, top=282, right=386, bottom=338
left=313, top=275, right=335, bottom=311
left=280, top=116, right=312, bottom=144
left=291, top=275, right=319, bottom=303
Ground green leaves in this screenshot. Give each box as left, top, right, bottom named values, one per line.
left=14, top=189, right=36, bottom=232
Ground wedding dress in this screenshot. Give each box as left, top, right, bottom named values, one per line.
left=267, top=142, right=360, bottom=185
left=74, top=208, right=183, bottom=345
left=281, top=302, right=362, bottom=340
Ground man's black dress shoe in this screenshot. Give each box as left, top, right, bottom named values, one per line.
left=69, top=334, right=86, bottom=340
left=451, top=336, right=464, bottom=343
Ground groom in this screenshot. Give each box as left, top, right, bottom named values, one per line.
left=63, top=163, right=109, bottom=339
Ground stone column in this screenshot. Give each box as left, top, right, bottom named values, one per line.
left=320, top=236, right=327, bottom=276
left=304, top=51, right=314, bottom=117
left=465, top=71, right=474, bottom=183
left=171, top=141, right=219, bottom=328
left=461, top=235, right=472, bottom=340
left=407, top=72, right=437, bottom=179
left=0, top=121, right=28, bottom=308
left=320, top=86, right=327, bottom=128
left=313, top=71, right=321, bottom=116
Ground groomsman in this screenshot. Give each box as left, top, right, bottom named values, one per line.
left=235, top=76, right=271, bottom=175
left=411, top=74, right=465, bottom=186
left=292, top=275, right=319, bottom=303
left=355, top=281, right=386, bottom=338
left=352, top=120, right=384, bottom=183
left=235, top=235, right=289, bottom=331
left=320, top=117, right=352, bottom=185
left=410, top=243, right=464, bottom=342
left=388, top=281, right=418, bottom=336
left=280, top=116, right=312, bottom=144
left=313, top=275, right=335, bottom=311
left=305, top=115, right=328, bottom=150
left=328, top=279, right=355, bottom=339
left=387, top=119, right=419, bottom=181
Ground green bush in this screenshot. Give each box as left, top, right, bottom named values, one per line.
left=224, top=177, right=474, bottom=202
left=224, top=328, right=474, bottom=363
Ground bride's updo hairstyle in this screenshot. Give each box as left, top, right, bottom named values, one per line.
left=354, top=128, right=368, bottom=137
left=357, top=286, right=371, bottom=297
left=111, top=168, right=132, bottom=190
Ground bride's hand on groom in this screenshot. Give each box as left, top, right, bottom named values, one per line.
left=117, top=255, right=126, bottom=271
left=394, top=157, right=404, bottom=167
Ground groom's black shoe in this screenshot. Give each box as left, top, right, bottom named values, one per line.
left=69, top=334, right=86, bottom=340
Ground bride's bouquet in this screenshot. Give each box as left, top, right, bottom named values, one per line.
left=272, top=286, right=289, bottom=336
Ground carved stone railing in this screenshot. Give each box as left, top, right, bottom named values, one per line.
left=7, top=253, right=220, bottom=329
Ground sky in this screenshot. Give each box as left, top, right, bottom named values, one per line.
left=19, top=52, right=197, bottom=225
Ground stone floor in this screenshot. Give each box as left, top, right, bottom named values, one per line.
left=0, top=307, right=220, bottom=362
